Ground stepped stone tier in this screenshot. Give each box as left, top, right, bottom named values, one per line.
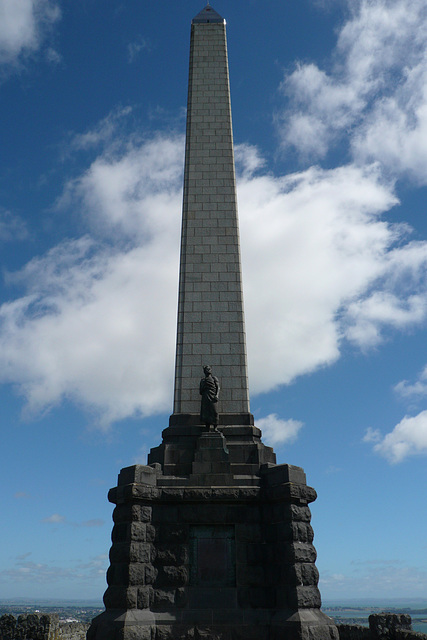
left=87, top=6, right=339, bottom=640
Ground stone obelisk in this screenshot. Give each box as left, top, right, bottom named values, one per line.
left=172, top=4, right=249, bottom=423
left=87, top=7, right=338, bottom=640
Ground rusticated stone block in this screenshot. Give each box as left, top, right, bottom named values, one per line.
left=110, top=542, right=152, bottom=564
left=152, top=589, right=176, bottom=611
left=116, top=624, right=154, bottom=640
left=145, top=564, right=158, bottom=585
left=137, top=586, right=153, bottom=609
left=103, top=585, right=138, bottom=609
left=130, top=485, right=159, bottom=501
left=286, top=542, right=317, bottom=563
left=283, top=563, right=319, bottom=587
left=266, top=483, right=317, bottom=504
left=141, top=506, right=153, bottom=522
left=211, top=488, right=240, bottom=500
left=369, top=614, right=412, bottom=639
left=261, top=463, right=307, bottom=486
left=300, top=562, right=319, bottom=586
left=130, top=523, right=148, bottom=542
left=183, top=488, right=212, bottom=501
left=129, top=562, right=148, bottom=586
left=118, top=464, right=159, bottom=487
left=155, top=565, right=188, bottom=587
left=154, top=544, right=188, bottom=565
left=113, top=504, right=142, bottom=523
left=287, top=585, right=321, bottom=609
left=107, top=562, right=129, bottom=586
left=195, top=627, right=231, bottom=640
left=279, top=522, right=314, bottom=543
left=158, top=488, right=185, bottom=501
left=112, top=522, right=129, bottom=543
left=156, top=624, right=194, bottom=640
left=337, top=624, right=372, bottom=640
left=268, top=504, right=311, bottom=523
left=0, top=614, right=16, bottom=640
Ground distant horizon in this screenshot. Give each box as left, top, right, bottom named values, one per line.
left=2, top=596, right=427, bottom=608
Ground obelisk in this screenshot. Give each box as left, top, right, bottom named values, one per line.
left=87, top=7, right=339, bottom=640
left=172, top=4, right=250, bottom=423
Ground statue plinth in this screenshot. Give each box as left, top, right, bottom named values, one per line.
left=87, top=446, right=338, bottom=640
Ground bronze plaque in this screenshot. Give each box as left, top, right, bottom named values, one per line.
left=189, top=526, right=235, bottom=587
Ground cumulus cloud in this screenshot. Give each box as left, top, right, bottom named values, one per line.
left=42, top=513, right=66, bottom=523
left=370, top=411, right=427, bottom=463
left=362, top=427, right=381, bottom=443
left=239, top=162, right=427, bottom=390
left=394, top=365, right=427, bottom=399
left=0, top=0, right=61, bottom=67
left=42, top=514, right=105, bottom=527
left=257, top=414, right=303, bottom=446
left=0, top=553, right=108, bottom=585
left=279, top=0, right=427, bottom=184
left=69, top=106, right=134, bottom=153
left=14, top=491, right=31, bottom=499
left=127, top=36, right=151, bottom=63
left=1, top=131, right=427, bottom=427
left=0, top=209, right=28, bottom=241
left=320, top=560, right=427, bottom=598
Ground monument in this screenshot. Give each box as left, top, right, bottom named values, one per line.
left=87, top=6, right=339, bottom=640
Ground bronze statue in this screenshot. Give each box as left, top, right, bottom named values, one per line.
left=199, top=365, right=220, bottom=430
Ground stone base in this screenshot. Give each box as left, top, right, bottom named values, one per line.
left=87, top=455, right=338, bottom=640
left=88, top=607, right=338, bottom=640
left=148, top=416, right=276, bottom=477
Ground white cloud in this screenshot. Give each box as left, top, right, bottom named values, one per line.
left=240, top=161, right=426, bottom=391
left=42, top=513, right=66, bottom=523
left=14, top=491, right=31, bottom=499
left=395, top=365, right=427, bottom=398
left=0, top=134, right=183, bottom=426
left=42, top=513, right=105, bottom=527
left=257, top=414, right=303, bottom=446
left=0, top=133, right=427, bottom=426
left=363, top=427, right=382, bottom=443
left=127, top=36, right=151, bottom=63
left=320, top=561, right=427, bottom=599
left=0, top=553, right=108, bottom=585
left=69, top=106, right=134, bottom=153
left=279, top=0, right=427, bottom=184
left=371, top=410, right=427, bottom=463
left=344, top=290, right=427, bottom=348
left=0, top=209, right=28, bottom=241
left=80, top=519, right=104, bottom=528
left=0, top=0, right=61, bottom=67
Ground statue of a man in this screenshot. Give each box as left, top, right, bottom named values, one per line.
left=199, top=365, right=220, bottom=430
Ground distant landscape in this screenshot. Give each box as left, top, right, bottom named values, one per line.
left=1, top=599, right=427, bottom=632
left=322, top=601, right=427, bottom=634
left=0, top=600, right=103, bottom=624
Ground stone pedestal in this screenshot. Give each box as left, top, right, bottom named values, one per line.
left=87, top=425, right=338, bottom=640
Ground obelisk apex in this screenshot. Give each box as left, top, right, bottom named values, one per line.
left=172, top=5, right=250, bottom=422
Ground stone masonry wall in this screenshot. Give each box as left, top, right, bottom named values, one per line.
left=337, top=615, right=427, bottom=640
left=0, top=614, right=88, bottom=640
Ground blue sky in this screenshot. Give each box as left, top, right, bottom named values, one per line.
left=1, top=0, right=427, bottom=604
